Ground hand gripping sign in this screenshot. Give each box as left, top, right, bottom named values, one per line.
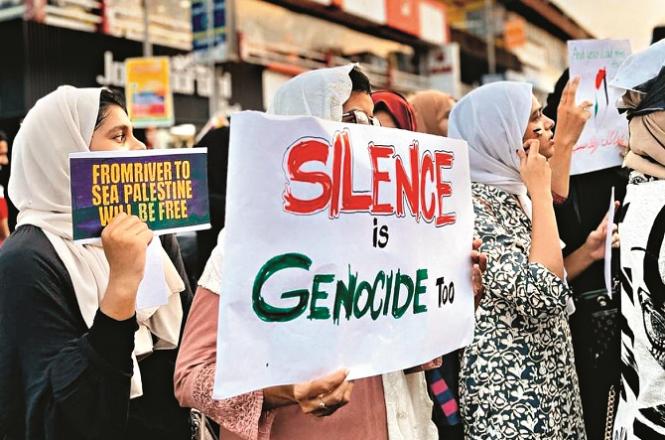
left=213, top=112, right=475, bottom=399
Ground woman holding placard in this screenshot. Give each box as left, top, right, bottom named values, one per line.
left=449, top=82, right=586, bottom=439
left=0, top=86, right=192, bottom=439
left=174, top=65, right=489, bottom=440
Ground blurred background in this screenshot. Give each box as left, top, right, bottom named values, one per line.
left=1, top=0, right=664, bottom=228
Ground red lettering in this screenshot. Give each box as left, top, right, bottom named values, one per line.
left=342, top=134, right=371, bottom=211
left=281, top=132, right=458, bottom=228
left=369, top=143, right=395, bottom=214
left=435, top=151, right=456, bottom=226
left=395, top=142, right=420, bottom=220
left=420, top=151, right=436, bottom=222
left=329, top=131, right=345, bottom=218
left=283, top=138, right=332, bottom=214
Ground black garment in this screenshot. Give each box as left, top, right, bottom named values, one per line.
left=194, top=126, right=229, bottom=279
left=0, top=225, right=192, bottom=440
left=554, top=167, right=628, bottom=440
left=545, top=67, right=628, bottom=438
left=556, top=167, right=628, bottom=292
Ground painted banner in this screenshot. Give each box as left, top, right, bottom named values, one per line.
left=568, top=39, right=631, bottom=175
left=69, top=149, right=210, bottom=243
left=125, top=57, right=174, bottom=128
left=213, top=112, right=475, bottom=399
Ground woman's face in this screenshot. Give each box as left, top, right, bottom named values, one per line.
left=343, top=91, right=375, bottom=118
left=522, top=95, right=555, bottom=158
left=90, top=105, right=146, bottom=152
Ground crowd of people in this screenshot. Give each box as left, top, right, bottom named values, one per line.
left=1, top=37, right=665, bottom=440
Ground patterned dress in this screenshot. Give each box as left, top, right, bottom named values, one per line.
left=460, top=183, right=586, bottom=439
left=614, top=172, right=665, bottom=439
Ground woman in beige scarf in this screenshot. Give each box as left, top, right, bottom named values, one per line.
left=409, top=90, right=456, bottom=136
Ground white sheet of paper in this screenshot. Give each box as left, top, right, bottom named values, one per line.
left=604, top=187, right=616, bottom=297
left=213, top=112, right=475, bottom=399
left=568, top=39, right=631, bottom=175
left=136, top=238, right=169, bottom=310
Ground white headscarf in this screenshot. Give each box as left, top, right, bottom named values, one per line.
left=268, top=64, right=355, bottom=122
left=448, top=81, right=533, bottom=217
left=611, top=39, right=665, bottom=178
left=9, top=85, right=185, bottom=398
left=610, top=38, right=665, bottom=92
left=200, top=65, right=358, bottom=293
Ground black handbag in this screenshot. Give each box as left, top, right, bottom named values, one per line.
left=576, top=288, right=620, bottom=369
left=574, top=287, right=621, bottom=440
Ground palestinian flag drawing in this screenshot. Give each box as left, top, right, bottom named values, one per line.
left=594, top=67, right=609, bottom=118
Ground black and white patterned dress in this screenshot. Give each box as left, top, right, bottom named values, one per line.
left=460, top=183, right=586, bottom=439
left=614, top=172, right=665, bottom=439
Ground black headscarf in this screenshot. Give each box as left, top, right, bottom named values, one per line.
left=620, top=65, right=665, bottom=118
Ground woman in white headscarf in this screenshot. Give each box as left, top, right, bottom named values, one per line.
left=0, top=86, right=192, bottom=439
left=174, top=65, right=443, bottom=440
left=449, top=82, right=586, bottom=439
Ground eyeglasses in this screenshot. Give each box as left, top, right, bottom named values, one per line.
left=342, top=110, right=381, bottom=127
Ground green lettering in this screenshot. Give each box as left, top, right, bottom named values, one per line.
left=413, top=268, right=428, bottom=314
left=333, top=267, right=356, bottom=325
left=353, top=281, right=372, bottom=318
left=252, top=253, right=310, bottom=322
left=370, top=271, right=385, bottom=320
left=392, top=270, right=414, bottom=319
left=308, top=274, right=333, bottom=320
left=383, top=271, right=393, bottom=316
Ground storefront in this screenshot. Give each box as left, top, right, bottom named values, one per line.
left=0, top=17, right=263, bottom=228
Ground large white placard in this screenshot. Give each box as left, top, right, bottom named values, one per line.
left=213, top=112, right=475, bottom=399
left=568, top=39, right=631, bottom=176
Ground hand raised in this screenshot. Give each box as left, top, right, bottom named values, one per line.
left=100, top=213, right=153, bottom=320
left=554, top=76, right=592, bottom=149
left=517, top=139, right=552, bottom=198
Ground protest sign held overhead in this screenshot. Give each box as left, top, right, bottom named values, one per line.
left=213, top=111, right=475, bottom=399
left=568, top=39, right=631, bottom=175
left=69, top=149, right=210, bottom=242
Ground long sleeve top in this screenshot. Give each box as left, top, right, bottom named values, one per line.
left=0, top=225, right=192, bottom=440
left=174, top=287, right=389, bottom=440
left=459, top=183, right=586, bottom=439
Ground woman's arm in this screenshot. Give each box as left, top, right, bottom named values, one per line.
left=549, top=77, right=592, bottom=199
left=0, top=241, right=137, bottom=438
left=519, top=140, right=564, bottom=278
left=174, top=287, right=273, bottom=440
left=474, top=202, right=571, bottom=320
left=174, top=287, right=354, bottom=438
left=564, top=206, right=619, bottom=282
